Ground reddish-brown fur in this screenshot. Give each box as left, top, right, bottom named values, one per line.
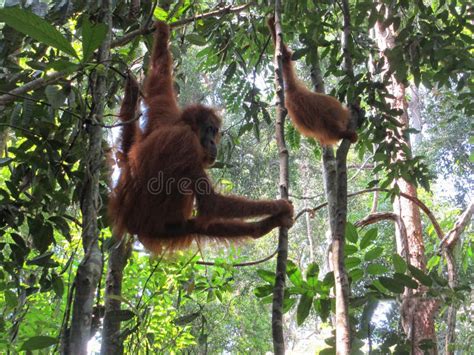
left=267, top=17, right=357, bottom=145
left=108, top=22, right=293, bottom=253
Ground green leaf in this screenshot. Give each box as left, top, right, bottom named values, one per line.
left=296, top=293, right=313, bottom=325
left=345, top=257, right=361, bottom=269
left=286, top=260, right=303, bottom=287
left=81, top=17, right=107, bottom=62
left=349, top=268, right=364, bottom=282
left=283, top=297, right=297, bottom=313
left=314, top=298, right=331, bottom=322
left=306, top=262, right=319, bottom=288
left=360, top=228, right=378, bottom=250
left=322, top=272, right=334, bottom=288
left=21, top=336, right=57, bottom=351
left=254, top=285, right=273, bottom=298
left=306, top=262, right=319, bottom=279
left=378, top=276, right=404, bottom=293
left=364, top=246, right=383, bottom=261
left=319, top=348, right=336, bottom=355
left=393, top=273, right=418, bottom=289
left=367, top=263, right=389, bottom=275
left=187, top=33, right=207, bottom=46
left=429, top=271, right=448, bottom=287
left=0, top=7, right=77, bottom=58
left=408, top=265, right=432, bottom=287
left=344, top=244, right=358, bottom=256
left=345, top=222, right=358, bottom=244
left=426, top=255, right=441, bottom=270
left=256, top=269, right=275, bottom=284
left=153, top=6, right=168, bottom=21
left=392, top=254, right=407, bottom=273
left=4, top=290, right=18, bottom=308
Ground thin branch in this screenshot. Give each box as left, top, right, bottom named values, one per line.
left=355, top=211, right=409, bottom=259
left=196, top=248, right=278, bottom=267
left=295, top=187, right=443, bottom=240
left=440, top=202, right=474, bottom=249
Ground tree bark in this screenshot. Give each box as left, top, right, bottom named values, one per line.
left=68, top=2, right=112, bottom=354
left=100, top=236, right=133, bottom=355
left=271, top=2, right=290, bottom=354
left=374, top=9, right=437, bottom=354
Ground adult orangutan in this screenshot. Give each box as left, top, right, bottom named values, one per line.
left=108, top=21, right=293, bottom=253
left=267, top=17, right=357, bottom=145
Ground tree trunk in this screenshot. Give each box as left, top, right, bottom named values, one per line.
left=271, top=2, right=290, bottom=354
left=100, top=236, right=133, bottom=355
left=68, top=2, right=112, bottom=354
left=374, top=11, right=437, bottom=354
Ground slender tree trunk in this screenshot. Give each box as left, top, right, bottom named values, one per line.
left=443, top=203, right=474, bottom=354
left=313, top=1, right=358, bottom=353
left=68, top=2, right=112, bottom=354
left=271, top=1, right=290, bottom=354
left=100, top=236, right=133, bottom=355
left=374, top=10, right=437, bottom=354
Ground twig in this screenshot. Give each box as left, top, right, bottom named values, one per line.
left=196, top=248, right=278, bottom=267
left=295, top=187, right=444, bottom=241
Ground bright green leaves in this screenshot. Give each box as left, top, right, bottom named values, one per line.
left=81, top=18, right=107, bottom=63
left=255, top=261, right=332, bottom=326
left=0, top=7, right=77, bottom=58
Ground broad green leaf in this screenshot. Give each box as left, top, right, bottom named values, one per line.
left=314, top=298, right=331, bottom=322
left=153, top=6, right=168, bottom=20
left=349, top=268, right=364, bottom=282
left=296, top=293, right=313, bottom=325
left=286, top=260, right=303, bottom=287
left=426, top=255, right=441, bottom=270
left=256, top=269, right=276, bottom=284
left=283, top=297, right=297, bottom=313
left=345, top=222, right=358, bottom=244
left=187, top=33, right=207, bottom=46
left=345, top=257, right=361, bottom=269
left=0, top=7, right=77, bottom=57
left=408, top=265, right=433, bottom=287
left=364, top=246, right=383, bottom=261
left=429, top=271, right=448, bottom=287
left=322, top=272, right=334, bottom=288
left=319, top=348, right=336, bottom=355
left=81, top=17, right=107, bottom=62
left=4, top=290, right=18, bottom=308
left=360, top=228, right=378, bottom=250
left=254, top=285, right=273, bottom=298
left=392, top=254, right=407, bottom=273
left=306, top=262, right=319, bottom=288
left=21, top=336, right=57, bottom=351
left=367, top=263, right=389, bottom=275
left=306, top=262, right=319, bottom=279
left=344, top=244, right=358, bottom=256
left=393, top=273, right=418, bottom=289
left=378, top=276, right=404, bottom=293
